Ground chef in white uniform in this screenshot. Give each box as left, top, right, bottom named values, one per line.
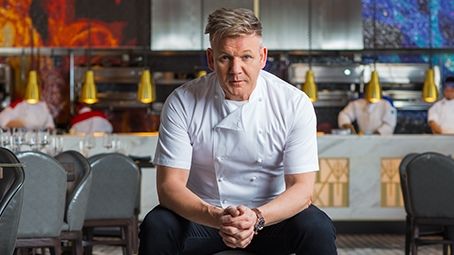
left=0, top=99, right=55, bottom=130
left=428, top=76, right=454, bottom=134
left=139, top=8, right=336, bottom=255
left=69, top=104, right=113, bottom=134
left=338, top=97, right=397, bottom=135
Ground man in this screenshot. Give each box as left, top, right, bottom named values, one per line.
left=139, top=8, right=336, bottom=255
left=338, top=97, right=397, bottom=135
left=428, top=76, right=454, bottom=134
left=0, top=99, right=54, bottom=130
left=69, top=103, right=113, bottom=134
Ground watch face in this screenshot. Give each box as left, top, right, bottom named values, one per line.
left=257, top=217, right=265, bottom=230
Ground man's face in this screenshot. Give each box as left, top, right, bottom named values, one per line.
left=444, top=86, right=454, bottom=100
left=207, top=34, right=267, bottom=101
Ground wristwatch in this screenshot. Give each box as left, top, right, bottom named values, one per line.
left=252, top=208, right=265, bottom=234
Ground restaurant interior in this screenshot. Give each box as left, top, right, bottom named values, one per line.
left=0, top=0, right=454, bottom=254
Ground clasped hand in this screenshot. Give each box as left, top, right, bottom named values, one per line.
left=218, top=205, right=257, bottom=249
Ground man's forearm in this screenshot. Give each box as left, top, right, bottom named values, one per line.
left=157, top=166, right=224, bottom=228
left=257, top=172, right=316, bottom=226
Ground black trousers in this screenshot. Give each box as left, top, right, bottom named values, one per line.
left=138, top=204, right=337, bottom=255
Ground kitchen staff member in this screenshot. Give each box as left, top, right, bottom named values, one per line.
left=69, top=103, right=113, bottom=134
left=338, top=97, right=397, bottom=135
left=428, top=76, right=454, bottom=134
left=0, top=99, right=55, bottom=130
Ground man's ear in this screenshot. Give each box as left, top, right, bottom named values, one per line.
left=260, top=47, right=268, bottom=69
left=206, top=48, right=214, bottom=71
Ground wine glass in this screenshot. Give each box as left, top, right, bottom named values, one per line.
left=25, top=129, right=38, bottom=151
left=49, top=135, right=63, bottom=156
left=102, top=133, right=113, bottom=151
left=38, top=128, right=50, bottom=151
left=81, top=133, right=96, bottom=157
left=12, top=128, right=26, bottom=152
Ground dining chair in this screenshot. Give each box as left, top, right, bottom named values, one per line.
left=402, top=152, right=454, bottom=254
left=15, top=151, right=67, bottom=255
left=83, top=153, right=140, bottom=255
left=0, top=148, right=25, bottom=255
left=55, top=150, right=92, bottom=255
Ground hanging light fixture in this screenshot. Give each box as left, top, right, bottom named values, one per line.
left=196, top=70, right=207, bottom=78
left=422, top=68, right=437, bottom=103
left=422, top=2, right=438, bottom=103
left=137, top=49, right=156, bottom=104
left=24, top=70, right=40, bottom=104
left=80, top=21, right=98, bottom=104
left=365, top=70, right=382, bottom=103
left=80, top=70, right=98, bottom=104
left=365, top=0, right=382, bottom=103
left=303, top=70, right=317, bottom=102
left=137, top=69, right=156, bottom=104
left=301, top=0, right=318, bottom=102
left=24, top=27, right=40, bottom=104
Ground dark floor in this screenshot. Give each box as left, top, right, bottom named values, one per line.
left=92, top=234, right=445, bottom=255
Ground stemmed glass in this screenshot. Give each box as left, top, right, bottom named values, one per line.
left=80, top=133, right=96, bottom=157
left=12, top=128, right=26, bottom=152
left=49, top=135, right=63, bottom=156
left=25, top=129, right=38, bottom=151
left=37, top=128, right=50, bottom=151
left=102, top=133, right=113, bottom=151
left=0, top=128, right=11, bottom=150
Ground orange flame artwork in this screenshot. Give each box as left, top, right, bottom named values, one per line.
left=0, top=0, right=148, bottom=47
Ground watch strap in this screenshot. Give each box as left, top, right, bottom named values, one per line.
left=252, top=208, right=265, bottom=234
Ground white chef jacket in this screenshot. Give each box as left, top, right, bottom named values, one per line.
left=338, top=98, right=397, bottom=135
left=69, top=107, right=113, bottom=134
left=154, top=70, right=319, bottom=208
left=0, top=100, right=55, bottom=130
left=428, top=98, right=454, bottom=134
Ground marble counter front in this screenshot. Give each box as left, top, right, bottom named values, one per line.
left=59, top=133, right=454, bottom=221
left=316, top=135, right=454, bottom=221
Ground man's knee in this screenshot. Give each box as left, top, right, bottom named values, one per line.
left=139, top=206, right=187, bottom=254
left=293, top=205, right=336, bottom=240
left=140, top=205, right=182, bottom=238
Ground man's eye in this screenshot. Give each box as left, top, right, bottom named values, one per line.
left=242, top=55, right=253, bottom=61
left=219, top=56, right=230, bottom=62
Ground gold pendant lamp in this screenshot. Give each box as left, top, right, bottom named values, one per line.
left=422, top=68, right=437, bottom=103
left=365, top=0, right=382, bottom=104
left=301, top=0, right=318, bottom=102
left=80, top=70, right=98, bottom=104
left=365, top=70, right=382, bottom=103
left=24, top=70, right=40, bottom=104
left=137, top=69, right=156, bottom=104
left=302, top=70, right=318, bottom=102
left=80, top=21, right=97, bottom=105
left=422, top=4, right=438, bottom=103
left=196, top=70, right=207, bottom=78
left=24, top=29, right=40, bottom=104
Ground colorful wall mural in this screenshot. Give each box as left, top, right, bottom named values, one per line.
left=0, top=0, right=150, bottom=48
left=362, top=0, right=454, bottom=76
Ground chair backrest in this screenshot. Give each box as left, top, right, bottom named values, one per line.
left=86, top=153, right=140, bottom=219
left=55, top=150, right=92, bottom=231
left=16, top=151, right=67, bottom=238
left=0, top=148, right=25, bottom=255
left=398, top=153, right=419, bottom=215
left=406, top=152, right=454, bottom=218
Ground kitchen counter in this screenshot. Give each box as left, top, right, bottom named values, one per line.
left=59, top=133, right=454, bottom=221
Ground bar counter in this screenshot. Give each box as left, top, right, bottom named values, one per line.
left=60, top=133, right=454, bottom=221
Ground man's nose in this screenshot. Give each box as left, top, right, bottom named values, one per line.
left=229, top=58, right=242, bottom=74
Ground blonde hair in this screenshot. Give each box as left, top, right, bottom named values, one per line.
left=205, top=8, right=262, bottom=45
